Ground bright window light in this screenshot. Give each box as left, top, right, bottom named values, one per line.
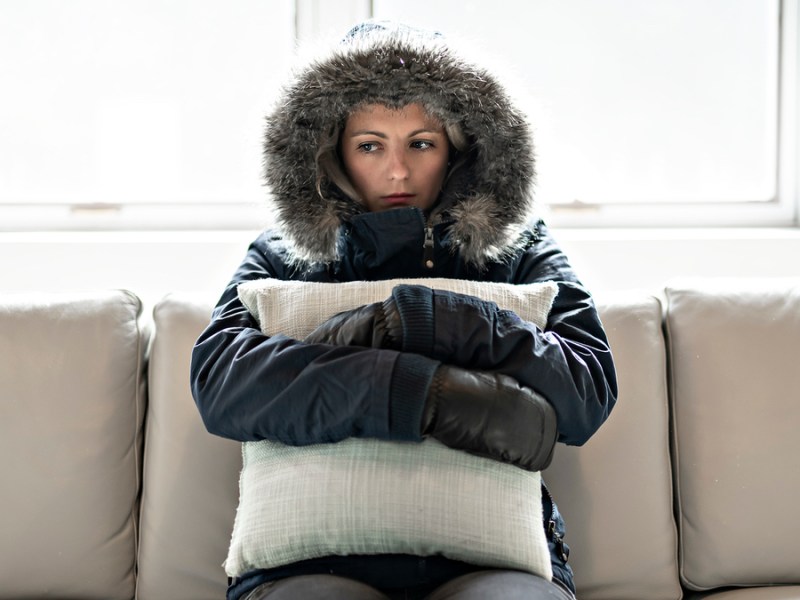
left=0, top=0, right=294, bottom=208
left=1, top=0, right=796, bottom=229
left=374, top=0, right=781, bottom=206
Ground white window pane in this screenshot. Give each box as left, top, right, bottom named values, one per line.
left=0, top=0, right=295, bottom=205
left=373, top=0, right=780, bottom=205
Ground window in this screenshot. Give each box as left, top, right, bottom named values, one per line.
left=373, top=0, right=798, bottom=227
left=1, top=0, right=797, bottom=230
left=0, top=0, right=296, bottom=230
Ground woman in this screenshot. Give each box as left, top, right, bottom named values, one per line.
left=191, top=21, right=617, bottom=600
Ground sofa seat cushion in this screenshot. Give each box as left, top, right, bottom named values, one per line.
left=686, top=586, right=800, bottom=600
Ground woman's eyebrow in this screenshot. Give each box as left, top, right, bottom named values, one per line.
left=348, top=128, right=445, bottom=138
left=348, top=130, right=388, bottom=138
left=408, top=128, right=444, bottom=137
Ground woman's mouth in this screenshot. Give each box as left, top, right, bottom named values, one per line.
left=381, top=193, right=416, bottom=206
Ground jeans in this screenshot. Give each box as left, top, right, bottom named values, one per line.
left=243, top=571, right=576, bottom=600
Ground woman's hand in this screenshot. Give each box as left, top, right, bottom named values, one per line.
left=304, top=297, right=403, bottom=350
left=422, top=365, right=558, bottom=472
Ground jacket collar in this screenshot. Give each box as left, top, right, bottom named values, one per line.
left=336, top=209, right=433, bottom=280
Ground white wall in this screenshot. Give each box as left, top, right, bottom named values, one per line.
left=3, top=229, right=799, bottom=311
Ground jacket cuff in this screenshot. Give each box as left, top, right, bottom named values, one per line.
left=391, top=285, right=434, bottom=356
left=388, top=352, right=439, bottom=441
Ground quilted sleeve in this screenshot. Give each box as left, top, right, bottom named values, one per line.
left=387, top=224, right=617, bottom=446
left=190, top=233, right=439, bottom=445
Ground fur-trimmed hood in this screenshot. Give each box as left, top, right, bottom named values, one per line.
left=263, top=22, right=536, bottom=268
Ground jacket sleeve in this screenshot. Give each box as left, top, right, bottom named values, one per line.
left=387, top=223, right=617, bottom=446
left=189, top=233, right=439, bottom=445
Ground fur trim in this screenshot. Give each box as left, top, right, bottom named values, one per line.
left=263, top=24, right=536, bottom=267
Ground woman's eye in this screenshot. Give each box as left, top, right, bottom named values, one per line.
left=411, top=140, right=434, bottom=150
left=357, top=142, right=379, bottom=153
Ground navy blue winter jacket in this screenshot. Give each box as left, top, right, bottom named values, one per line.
left=190, top=208, right=617, bottom=598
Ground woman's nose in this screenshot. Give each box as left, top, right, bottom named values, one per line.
left=387, top=149, right=410, bottom=180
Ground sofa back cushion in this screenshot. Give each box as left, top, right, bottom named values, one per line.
left=666, top=279, right=800, bottom=590
left=0, top=291, right=146, bottom=600
left=544, top=293, right=682, bottom=600
left=136, top=295, right=241, bottom=600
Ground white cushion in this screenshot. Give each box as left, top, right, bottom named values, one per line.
left=0, top=291, right=146, bottom=600
left=137, top=295, right=241, bottom=600
left=545, top=293, right=683, bottom=600
left=238, top=277, right=558, bottom=340
left=226, top=278, right=557, bottom=579
left=666, top=279, right=800, bottom=590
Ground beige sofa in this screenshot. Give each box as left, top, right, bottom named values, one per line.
left=2, top=279, right=799, bottom=600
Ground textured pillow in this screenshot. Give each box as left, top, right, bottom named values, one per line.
left=226, top=278, right=558, bottom=579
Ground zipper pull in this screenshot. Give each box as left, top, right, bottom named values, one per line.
left=543, top=483, right=570, bottom=563
left=423, top=226, right=435, bottom=269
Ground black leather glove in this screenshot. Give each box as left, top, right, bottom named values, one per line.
left=422, top=365, right=558, bottom=472
left=304, top=296, right=403, bottom=350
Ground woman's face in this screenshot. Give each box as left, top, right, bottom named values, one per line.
left=341, top=103, right=449, bottom=214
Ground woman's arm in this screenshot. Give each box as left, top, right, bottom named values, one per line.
left=427, top=281, right=616, bottom=446
left=189, top=233, right=439, bottom=445
left=401, top=223, right=618, bottom=446
left=302, top=223, right=617, bottom=446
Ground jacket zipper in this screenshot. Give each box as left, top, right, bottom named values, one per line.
left=422, top=225, right=435, bottom=270
left=542, top=482, right=569, bottom=563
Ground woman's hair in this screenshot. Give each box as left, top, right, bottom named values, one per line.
left=314, top=105, right=472, bottom=206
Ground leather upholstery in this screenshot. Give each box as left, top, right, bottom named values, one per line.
left=2, top=281, right=798, bottom=599
left=666, top=280, right=800, bottom=591
left=546, top=294, right=681, bottom=600
left=136, top=295, right=241, bottom=600
left=0, top=291, right=146, bottom=600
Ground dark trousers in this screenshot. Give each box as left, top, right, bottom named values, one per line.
left=243, top=571, right=576, bottom=600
